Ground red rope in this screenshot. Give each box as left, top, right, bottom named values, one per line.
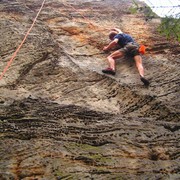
left=0, top=0, right=46, bottom=81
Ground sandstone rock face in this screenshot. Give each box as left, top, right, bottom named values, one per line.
left=0, top=0, right=179, bottom=179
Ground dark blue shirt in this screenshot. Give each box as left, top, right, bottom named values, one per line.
left=114, top=33, right=135, bottom=47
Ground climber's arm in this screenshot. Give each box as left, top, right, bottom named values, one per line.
left=111, top=28, right=123, bottom=34
left=103, top=38, right=118, bottom=51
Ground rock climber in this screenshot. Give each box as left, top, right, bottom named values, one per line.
left=102, top=28, right=150, bottom=86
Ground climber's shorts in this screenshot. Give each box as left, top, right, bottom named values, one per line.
left=119, top=43, right=140, bottom=57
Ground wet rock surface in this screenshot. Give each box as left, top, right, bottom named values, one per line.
left=0, top=0, right=179, bottom=179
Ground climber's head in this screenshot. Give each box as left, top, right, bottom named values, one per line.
left=109, top=31, right=118, bottom=40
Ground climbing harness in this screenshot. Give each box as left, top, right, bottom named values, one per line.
left=0, top=0, right=46, bottom=80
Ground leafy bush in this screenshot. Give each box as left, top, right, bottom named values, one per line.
left=158, top=16, right=180, bottom=42
left=129, top=6, right=138, bottom=14
left=129, top=0, right=139, bottom=14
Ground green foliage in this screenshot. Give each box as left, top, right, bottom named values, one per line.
left=129, top=0, right=139, bottom=14
left=129, top=6, right=138, bottom=14
left=143, top=6, right=159, bottom=19
left=158, top=16, right=180, bottom=42
left=130, top=0, right=180, bottom=42
left=132, top=0, right=139, bottom=8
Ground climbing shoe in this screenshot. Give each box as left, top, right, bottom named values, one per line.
left=102, top=68, right=116, bottom=75
left=140, top=76, right=150, bottom=86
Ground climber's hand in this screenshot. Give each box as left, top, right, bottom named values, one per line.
left=103, top=46, right=109, bottom=51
